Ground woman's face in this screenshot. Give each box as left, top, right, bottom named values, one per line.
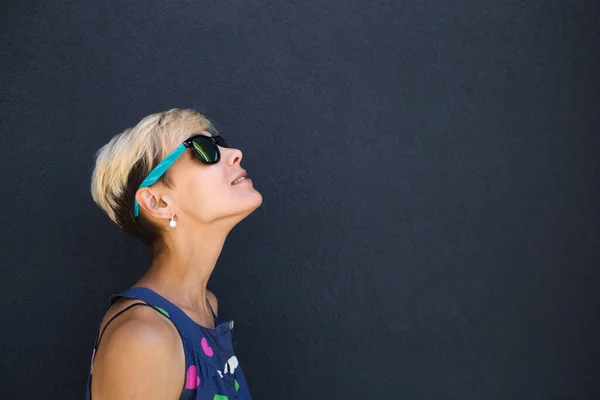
left=156, top=128, right=263, bottom=226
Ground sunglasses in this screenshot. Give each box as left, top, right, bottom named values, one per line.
left=133, top=131, right=229, bottom=217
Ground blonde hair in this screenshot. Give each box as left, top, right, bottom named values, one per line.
left=90, top=108, right=215, bottom=248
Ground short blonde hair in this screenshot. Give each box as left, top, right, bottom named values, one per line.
left=90, top=108, right=215, bottom=248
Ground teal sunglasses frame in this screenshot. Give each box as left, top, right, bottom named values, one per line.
left=133, top=133, right=229, bottom=217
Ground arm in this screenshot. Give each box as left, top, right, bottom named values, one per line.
left=91, top=306, right=185, bottom=399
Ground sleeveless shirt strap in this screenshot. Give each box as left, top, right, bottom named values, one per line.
left=205, top=295, right=218, bottom=318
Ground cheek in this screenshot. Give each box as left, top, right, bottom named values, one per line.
left=183, top=172, right=230, bottom=212
left=189, top=179, right=221, bottom=205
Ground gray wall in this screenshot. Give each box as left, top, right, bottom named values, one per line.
left=1, top=0, right=599, bottom=398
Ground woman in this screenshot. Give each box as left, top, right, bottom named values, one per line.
left=86, top=108, right=262, bottom=399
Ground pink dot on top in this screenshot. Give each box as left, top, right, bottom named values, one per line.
left=201, top=337, right=214, bottom=357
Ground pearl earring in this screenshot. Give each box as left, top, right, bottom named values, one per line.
left=169, top=215, right=177, bottom=228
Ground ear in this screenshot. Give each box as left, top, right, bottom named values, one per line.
left=136, top=188, right=173, bottom=219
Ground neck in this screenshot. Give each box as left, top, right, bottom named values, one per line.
left=136, top=223, right=230, bottom=310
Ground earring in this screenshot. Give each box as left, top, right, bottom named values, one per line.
left=169, top=215, right=177, bottom=228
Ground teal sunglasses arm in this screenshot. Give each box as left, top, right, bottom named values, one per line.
left=133, top=143, right=187, bottom=217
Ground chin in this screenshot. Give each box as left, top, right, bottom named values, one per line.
left=226, top=193, right=263, bottom=223
left=251, top=191, right=263, bottom=208
left=242, top=193, right=263, bottom=216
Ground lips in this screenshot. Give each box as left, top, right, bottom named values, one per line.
left=231, top=170, right=248, bottom=185
left=232, top=176, right=250, bottom=185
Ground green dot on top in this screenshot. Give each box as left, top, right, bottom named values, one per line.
left=235, top=379, right=240, bottom=391
left=155, top=306, right=170, bottom=318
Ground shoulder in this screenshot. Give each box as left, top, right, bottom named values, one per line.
left=206, top=289, right=219, bottom=316
left=91, top=300, right=185, bottom=399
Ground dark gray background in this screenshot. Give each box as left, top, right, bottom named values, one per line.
left=1, top=0, right=599, bottom=399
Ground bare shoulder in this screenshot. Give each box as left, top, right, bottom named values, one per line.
left=91, top=300, right=185, bottom=399
left=206, top=289, right=219, bottom=316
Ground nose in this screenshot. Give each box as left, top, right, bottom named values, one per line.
left=224, top=146, right=243, bottom=166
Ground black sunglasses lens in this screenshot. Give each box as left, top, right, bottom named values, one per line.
left=213, top=135, right=229, bottom=148
left=191, top=136, right=219, bottom=163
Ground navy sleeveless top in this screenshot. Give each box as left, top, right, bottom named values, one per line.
left=85, top=287, right=252, bottom=400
